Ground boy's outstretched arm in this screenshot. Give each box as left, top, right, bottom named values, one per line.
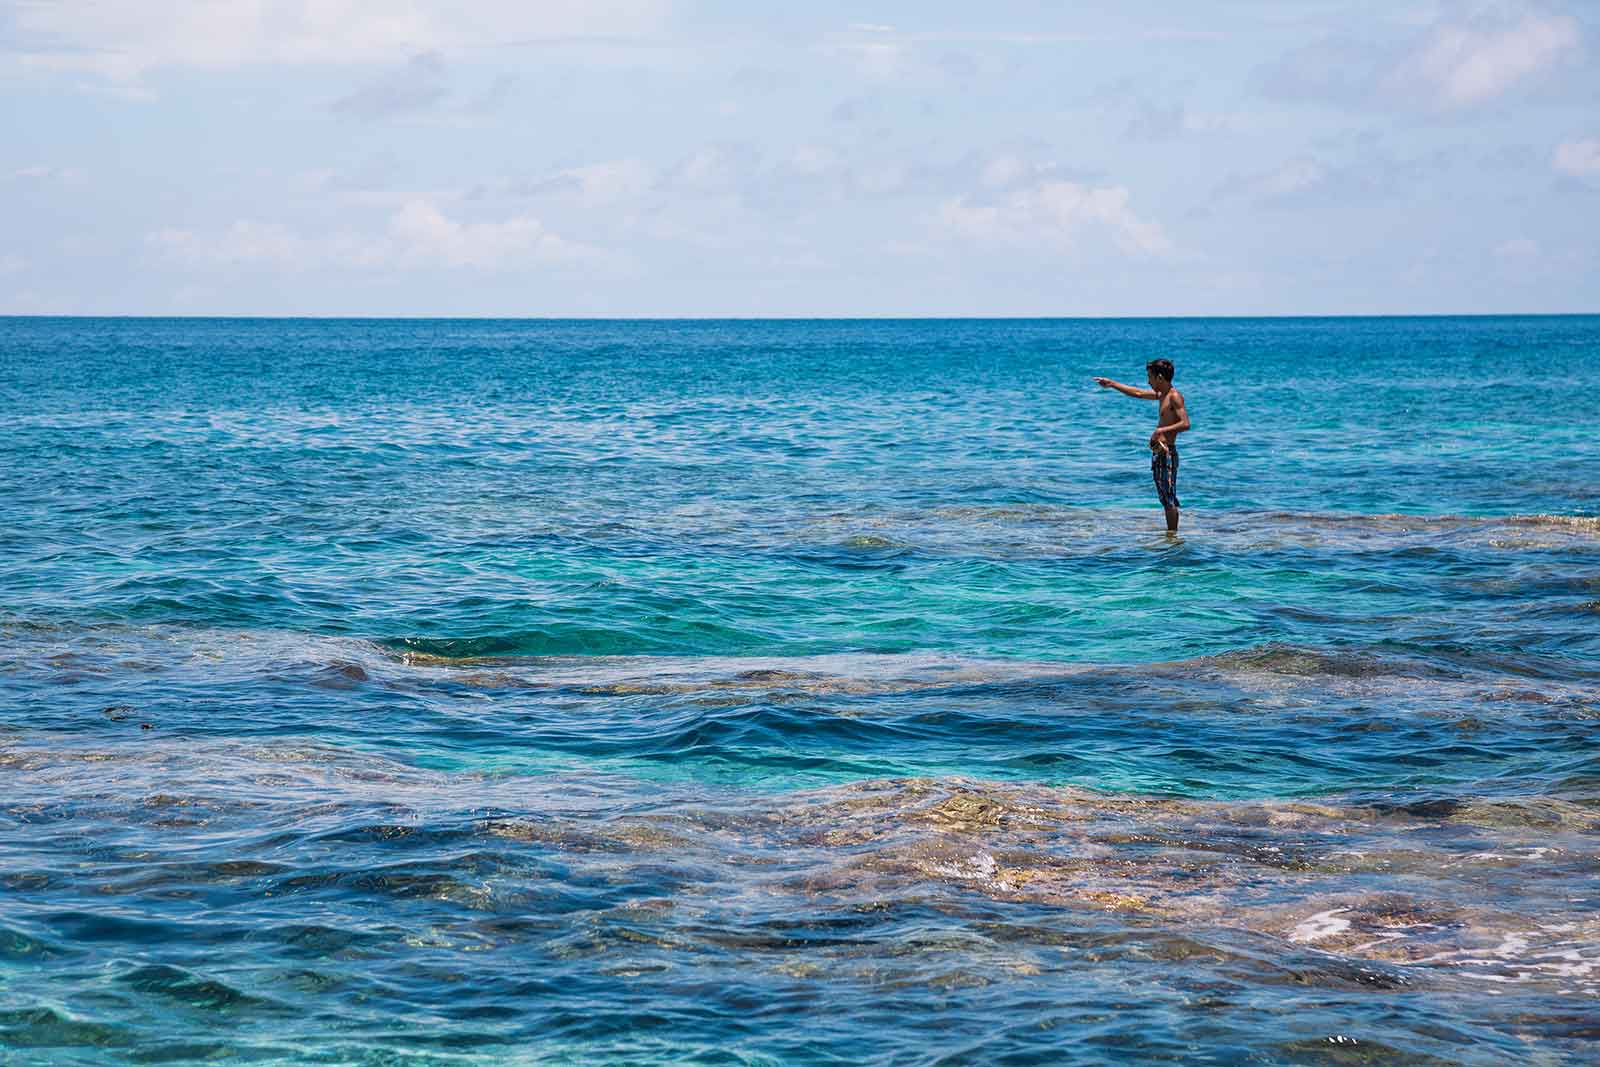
left=1093, top=377, right=1157, bottom=400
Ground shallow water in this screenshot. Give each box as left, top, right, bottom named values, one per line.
left=2, top=316, right=1598, bottom=1064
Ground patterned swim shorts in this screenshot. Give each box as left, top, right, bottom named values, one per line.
left=1151, top=445, right=1180, bottom=510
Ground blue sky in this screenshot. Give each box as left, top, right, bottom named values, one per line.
left=3, top=1, right=1597, bottom=315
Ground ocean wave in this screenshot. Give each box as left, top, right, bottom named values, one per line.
left=1252, top=511, right=1600, bottom=531
left=385, top=620, right=774, bottom=660
left=7, top=740, right=1597, bottom=1000
left=830, top=505, right=1600, bottom=541
left=1183, top=643, right=1463, bottom=680
left=382, top=642, right=1593, bottom=703
left=3, top=619, right=1594, bottom=706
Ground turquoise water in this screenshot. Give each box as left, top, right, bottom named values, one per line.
left=1, top=316, right=1597, bottom=1064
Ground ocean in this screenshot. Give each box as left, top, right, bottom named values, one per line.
left=1, top=315, right=1597, bottom=1064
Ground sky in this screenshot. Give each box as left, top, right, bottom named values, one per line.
left=2, top=0, right=1598, bottom=316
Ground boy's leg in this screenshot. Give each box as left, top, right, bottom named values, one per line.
left=1165, top=449, right=1181, bottom=532
left=1152, top=449, right=1181, bottom=532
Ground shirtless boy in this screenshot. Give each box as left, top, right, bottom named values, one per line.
left=1093, top=359, right=1191, bottom=533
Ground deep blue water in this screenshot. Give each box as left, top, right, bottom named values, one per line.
left=1, top=316, right=1598, bottom=1064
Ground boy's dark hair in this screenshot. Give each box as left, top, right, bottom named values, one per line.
left=1146, top=359, right=1175, bottom=382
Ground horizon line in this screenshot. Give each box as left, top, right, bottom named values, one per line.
left=3, top=312, right=1597, bottom=322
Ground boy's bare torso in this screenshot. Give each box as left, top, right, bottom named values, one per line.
left=1154, top=388, right=1186, bottom=452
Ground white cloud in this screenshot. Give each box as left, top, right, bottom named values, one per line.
left=787, top=145, right=840, bottom=178
left=980, top=155, right=1034, bottom=190
left=149, top=200, right=599, bottom=272
left=1249, top=158, right=1328, bottom=200
left=562, top=159, right=656, bottom=205
left=1397, top=11, right=1580, bottom=108
left=1260, top=8, right=1582, bottom=113
left=464, top=73, right=519, bottom=116
left=977, top=156, right=1089, bottom=192
left=979, top=155, right=1107, bottom=195
left=12, top=165, right=87, bottom=183
left=13, top=0, right=671, bottom=81
left=823, top=22, right=908, bottom=79
left=836, top=21, right=1216, bottom=89
left=1124, top=98, right=1253, bottom=141
left=388, top=201, right=589, bottom=269
left=668, top=144, right=762, bottom=194
left=830, top=41, right=909, bottom=81
left=1210, top=155, right=1346, bottom=208
left=819, top=24, right=964, bottom=83
left=1493, top=236, right=1543, bottom=281
left=1494, top=237, right=1539, bottom=263
left=935, top=180, right=1173, bottom=258
left=331, top=51, right=450, bottom=119
left=467, top=158, right=656, bottom=206
left=150, top=219, right=425, bottom=269
left=856, top=164, right=907, bottom=196
left=59, top=82, right=158, bottom=102
left=1553, top=139, right=1600, bottom=180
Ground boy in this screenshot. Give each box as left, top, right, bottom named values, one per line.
left=1093, top=359, right=1191, bottom=533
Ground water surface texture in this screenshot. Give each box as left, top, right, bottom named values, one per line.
left=2, top=316, right=1598, bottom=1064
